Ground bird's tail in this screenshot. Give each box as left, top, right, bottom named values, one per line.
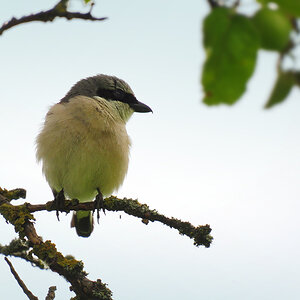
left=71, top=211, right=94, bottom=237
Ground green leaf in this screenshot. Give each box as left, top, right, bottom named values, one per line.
left=203, top=7, right=231, bottom=49
left=252, top=8, right=292, bottom=51
left=256, top=0, right=268, bottom=4
left=294, top=72, right=300, bottom=87
left=267, top=0, right=300, bottom=17
left=264, top=71, right=295, bottom=109
left=202, top=9, right=259, bottom=105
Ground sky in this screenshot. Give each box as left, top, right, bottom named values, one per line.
left=1, top=0, right=300, bottom=299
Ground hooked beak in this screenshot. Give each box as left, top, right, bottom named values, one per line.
left=130, top=101, right=153, bottom=113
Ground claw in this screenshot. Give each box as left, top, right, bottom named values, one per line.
left=94, top=188, right=105, bottom=224
left=52, top=189, right=65, bottom=221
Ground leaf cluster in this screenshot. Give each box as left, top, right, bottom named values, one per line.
left=202, top=0, right=300, bottom=108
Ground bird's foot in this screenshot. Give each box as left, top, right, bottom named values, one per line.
left=94, top=188, right=105, bottom=224
left=53, top=189, right=66, bottom=221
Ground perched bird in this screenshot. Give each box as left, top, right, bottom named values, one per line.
left=36, top=74, right=152, bottom=237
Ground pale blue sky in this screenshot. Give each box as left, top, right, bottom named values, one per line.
left=1, top=1, right=300, bottom=299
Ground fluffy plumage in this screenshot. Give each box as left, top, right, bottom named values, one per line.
left=36, top=74, right=151, bottom=237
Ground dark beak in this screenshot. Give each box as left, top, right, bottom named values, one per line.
left=130, top=101, right=153, bottom=113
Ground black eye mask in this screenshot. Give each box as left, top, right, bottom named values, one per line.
left=96, top=87, right=138, bottom=105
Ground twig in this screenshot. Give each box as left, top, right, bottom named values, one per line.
left=0, top=188, right=26, bottom=201
left=45, top=286, right=57, bottom=300
left=0, top=188, right=213, bottom=247
left=207, top=0, right=240, bottom=9
left=233, top=0, right=240, bottom=8
left=27, top=196, right=213, bottom=247
left=0, top=238, right=47, bottom=269
left=207, top=0, right=219, bottom=8
left=4, top=257, right=38, bottom=300
left=0, top=0, right=107, bottom=36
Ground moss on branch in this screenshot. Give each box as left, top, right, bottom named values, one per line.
left=0, top=185, right=213, bottom=298
left=104, top=196, right=213, bottom=247
left=0, top=203, right=35, bottom=235
left=0, top=187, right=26, bottom=201
left=0, top=188, right=113, bottom=300
left=0, top=238, right=46, bottom=269
left=25, top=195, right=213, bottom=247
left=33, top=241, right=86, bottom=278
left=1, top=189, right=213, bottom=248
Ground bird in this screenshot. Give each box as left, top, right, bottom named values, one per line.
left=36, top=74, right=152, bottom=237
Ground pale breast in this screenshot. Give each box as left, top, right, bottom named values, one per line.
left=36, top=96, right=131, bottom=201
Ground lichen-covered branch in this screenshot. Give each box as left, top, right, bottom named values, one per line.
left=0, top=186, right=212, bottom=298
left=0, top=0, right=107, bottom=36
left=32, top=240, right=112, bottom=300
left=0, top=187, right=213, bottom=247
left=4, top=257, right=39, bottom=300
left=0, top=238, right=47, bottom=269
left=27, top=196, right=213, bottom=247
left=0, top=192, right=113, bottom=300
left=45, top=286, right=57, bottom=300
left=0, top=187, right=26, bottom=201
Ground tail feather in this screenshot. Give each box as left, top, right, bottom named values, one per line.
left=71, top=211, right=94, bottom=237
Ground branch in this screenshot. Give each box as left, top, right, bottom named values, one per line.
left=4, top=257, right=39, bottom=300
left=0, top=188, right=212, bottom=247
left=28, top=196, right=213, bottom=247
left=45, top=286, right=57, bottom=300
left=0, top=187, right=26, bottom=201
left=207, top=0, right=219, bottom=8
left=206, top=0, right=240, bottom=9
left=0, top=238, right=47, bottom=270
left=0, top=0, right=107, bottom=36
left=0, top=193, right=113, bottom=300
left=0, top=187, right=212, bottom=298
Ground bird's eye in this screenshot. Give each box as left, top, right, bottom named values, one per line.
left=96, top=88, right=114, bottom=100
left=113, top=89, right=125, bottom=100
left=123, top=93, right=138, bottom=104
left=96, top=87, right=137, bottom=104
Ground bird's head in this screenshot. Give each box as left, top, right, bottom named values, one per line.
left=60, top=74, right=152, bottom=122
